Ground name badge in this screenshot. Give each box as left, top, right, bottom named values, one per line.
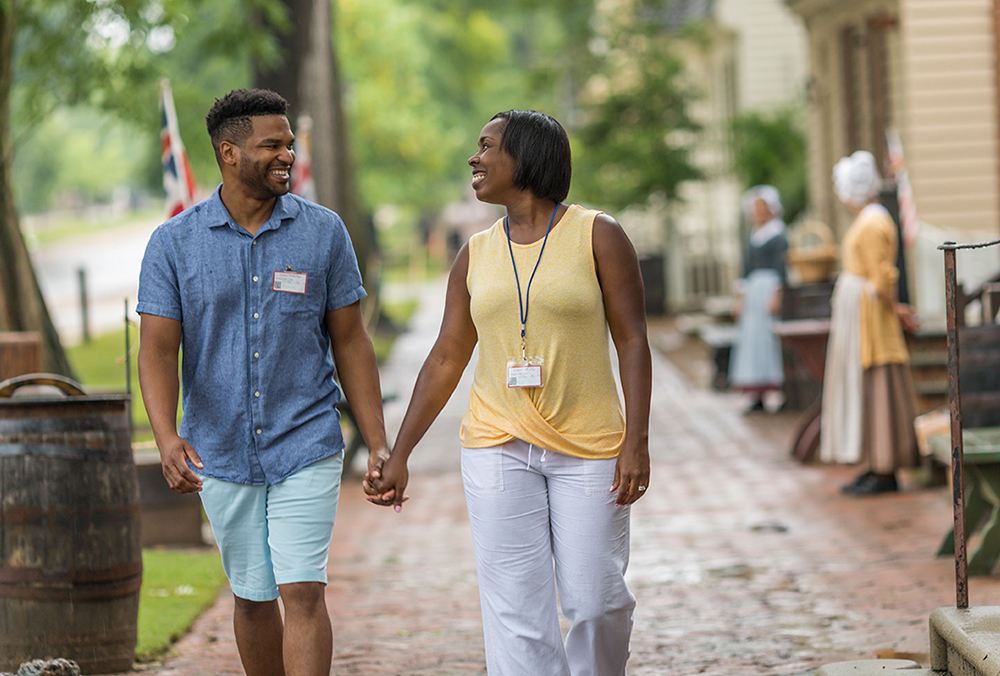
left=273, top=271, right=307, bottom=294
left=507, top=362, right=543, bottom=388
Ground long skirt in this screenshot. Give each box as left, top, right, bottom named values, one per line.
left=862, top=364, right=920, bottom=473
left=820, top=273, right=919, bottom=470
left=729, top=269, right=784, bottom=392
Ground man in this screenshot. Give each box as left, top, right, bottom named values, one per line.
left=137, top=88, right=389, bottom=676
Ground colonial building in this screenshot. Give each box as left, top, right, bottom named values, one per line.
left=625, top=0, right=809, bottom=312
left=787, top=0, right=1000, bottom=319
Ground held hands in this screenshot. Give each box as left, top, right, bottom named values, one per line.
left=159, top=436, right=203, bottom=494
left=364, top=448, right=409, bottom=512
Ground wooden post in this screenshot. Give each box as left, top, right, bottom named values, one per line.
left=0, top=331, right=42, bottom=381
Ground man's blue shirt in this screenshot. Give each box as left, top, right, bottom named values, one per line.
left=137, top=187, right=367, bottom=485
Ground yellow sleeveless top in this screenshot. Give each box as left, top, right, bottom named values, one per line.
left=460, top=205, right=625, bottom=459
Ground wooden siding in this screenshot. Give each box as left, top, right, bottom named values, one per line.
left=901, top=0, right=999, bottom=234
left=790, top=0, right=901, bottom=236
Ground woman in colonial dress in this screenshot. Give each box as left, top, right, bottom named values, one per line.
left=729, top=185, right=788, bottom=413
left=820, top=150, right=919, bottom=495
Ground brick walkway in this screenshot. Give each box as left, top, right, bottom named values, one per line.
left=128, top=281, right=1000, bottom=676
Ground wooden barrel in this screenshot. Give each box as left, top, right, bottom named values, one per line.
left=0, top=374, right=141, bottom=674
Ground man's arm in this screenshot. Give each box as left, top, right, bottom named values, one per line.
left=137, top=313, right=203, bottom=494
left=325, top=302, right=390, bottom=477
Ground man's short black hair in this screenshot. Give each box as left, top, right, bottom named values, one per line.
left=491, top=110, right=571, bottom=203
left=206, top=88, right=289, bottom=152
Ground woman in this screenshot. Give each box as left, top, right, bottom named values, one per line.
left=729, top=185, right=788, bottom=413
left=819, top=150, right=919, bottom=495
left=366, top=110, right=651, bottom=675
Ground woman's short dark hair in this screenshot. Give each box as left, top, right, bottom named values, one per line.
left=491, top=110, right=571, bottom=202
left=205, top=88, right=289, bottom=153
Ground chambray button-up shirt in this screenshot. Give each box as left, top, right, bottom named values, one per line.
left=137, top=187, right=366, bottom=485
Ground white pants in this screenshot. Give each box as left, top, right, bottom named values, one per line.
left=462, top=440, right=635, bottom=676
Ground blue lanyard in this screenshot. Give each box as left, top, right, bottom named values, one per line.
left=505, top=204, right=558, bottom=360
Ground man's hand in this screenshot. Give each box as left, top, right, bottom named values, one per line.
left=362, top=445, right=391, bottom=498
left=158, top=435, right=204, bottom=494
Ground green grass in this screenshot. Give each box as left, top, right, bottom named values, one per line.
left=136, top=549, right=228, bottom=662
left=66, top=323, right=156, bottom=442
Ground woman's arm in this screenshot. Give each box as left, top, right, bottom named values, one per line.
left=593, top=213, right=652, bottom=506
left=366, top=243, right=479, bottom=510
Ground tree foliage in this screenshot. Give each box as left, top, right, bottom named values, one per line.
left=10, top=0, right=703, bottom=220
left=336, top=0, right=524, bottom=215
left=731, top=107, right=808, bottom=223
left=9, top=0, right=289, bottom=212
left=573, top=1, right=701, bottom=211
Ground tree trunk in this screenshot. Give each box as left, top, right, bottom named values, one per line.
left=0, top=1, right=73, bottom=377
left=254, top=0, right=371, bottom=285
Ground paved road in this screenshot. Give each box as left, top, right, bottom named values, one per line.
left=29, top=217, right=161, bottom=345
left=106, top=277, right=1000, bottom=676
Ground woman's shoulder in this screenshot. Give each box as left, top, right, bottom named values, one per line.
left=858, top=203, right=894, bottom=227
left=566, top=203, right=604, bottom=224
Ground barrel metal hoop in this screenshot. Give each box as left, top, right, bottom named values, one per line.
left=0, top=561, right=143, bottom=584
left=0, top=562, right=143, bottom=601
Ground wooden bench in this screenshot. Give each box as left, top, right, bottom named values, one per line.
left=930, top=323, right=1000, bottom=575
left=930, top=428, right=1000, bottom=575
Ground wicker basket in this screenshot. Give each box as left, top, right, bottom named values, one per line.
left=787, top=220, right=839, bottom=284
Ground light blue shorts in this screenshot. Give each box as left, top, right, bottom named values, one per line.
left=197, top=453, right=344, bottom=601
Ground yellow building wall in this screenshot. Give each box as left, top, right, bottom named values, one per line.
left=901, top=0, right=1000, bottom=236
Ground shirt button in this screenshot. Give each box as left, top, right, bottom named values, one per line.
left=256, top=428, right=262, bottom=435
left=253, top=312, right=259, bottom=319
left=253, top=276, right=259, bottom=282
left=254, top=391, right=260, bottom=397
left=254, top=352, right=260, bottom=359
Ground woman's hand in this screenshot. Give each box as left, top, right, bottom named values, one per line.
left=895, top=302, right=920, bottom=335
left=611, top=442, right=650, bottom=506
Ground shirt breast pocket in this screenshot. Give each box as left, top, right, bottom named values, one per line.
left=272, top=269, right=325, bottom=318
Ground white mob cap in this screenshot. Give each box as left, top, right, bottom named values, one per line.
left=741, top=184, right=783, bottom=220
left=833, top=150, right=883, bottom=207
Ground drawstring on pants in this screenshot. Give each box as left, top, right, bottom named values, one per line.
left=525, top=444, right=547, bottom=469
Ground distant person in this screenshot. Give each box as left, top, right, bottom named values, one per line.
left=137, top=88, right=389, bottom=676
left=365, top=109, right=651, bottom=675
left=729, top=185, right=788, bottom=413
left=820, top=150, right=919, bottom=495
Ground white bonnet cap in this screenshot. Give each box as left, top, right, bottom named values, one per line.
left=833, top=150, right=883, bottom=207
left=741, top=184, right=783, bottom=220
